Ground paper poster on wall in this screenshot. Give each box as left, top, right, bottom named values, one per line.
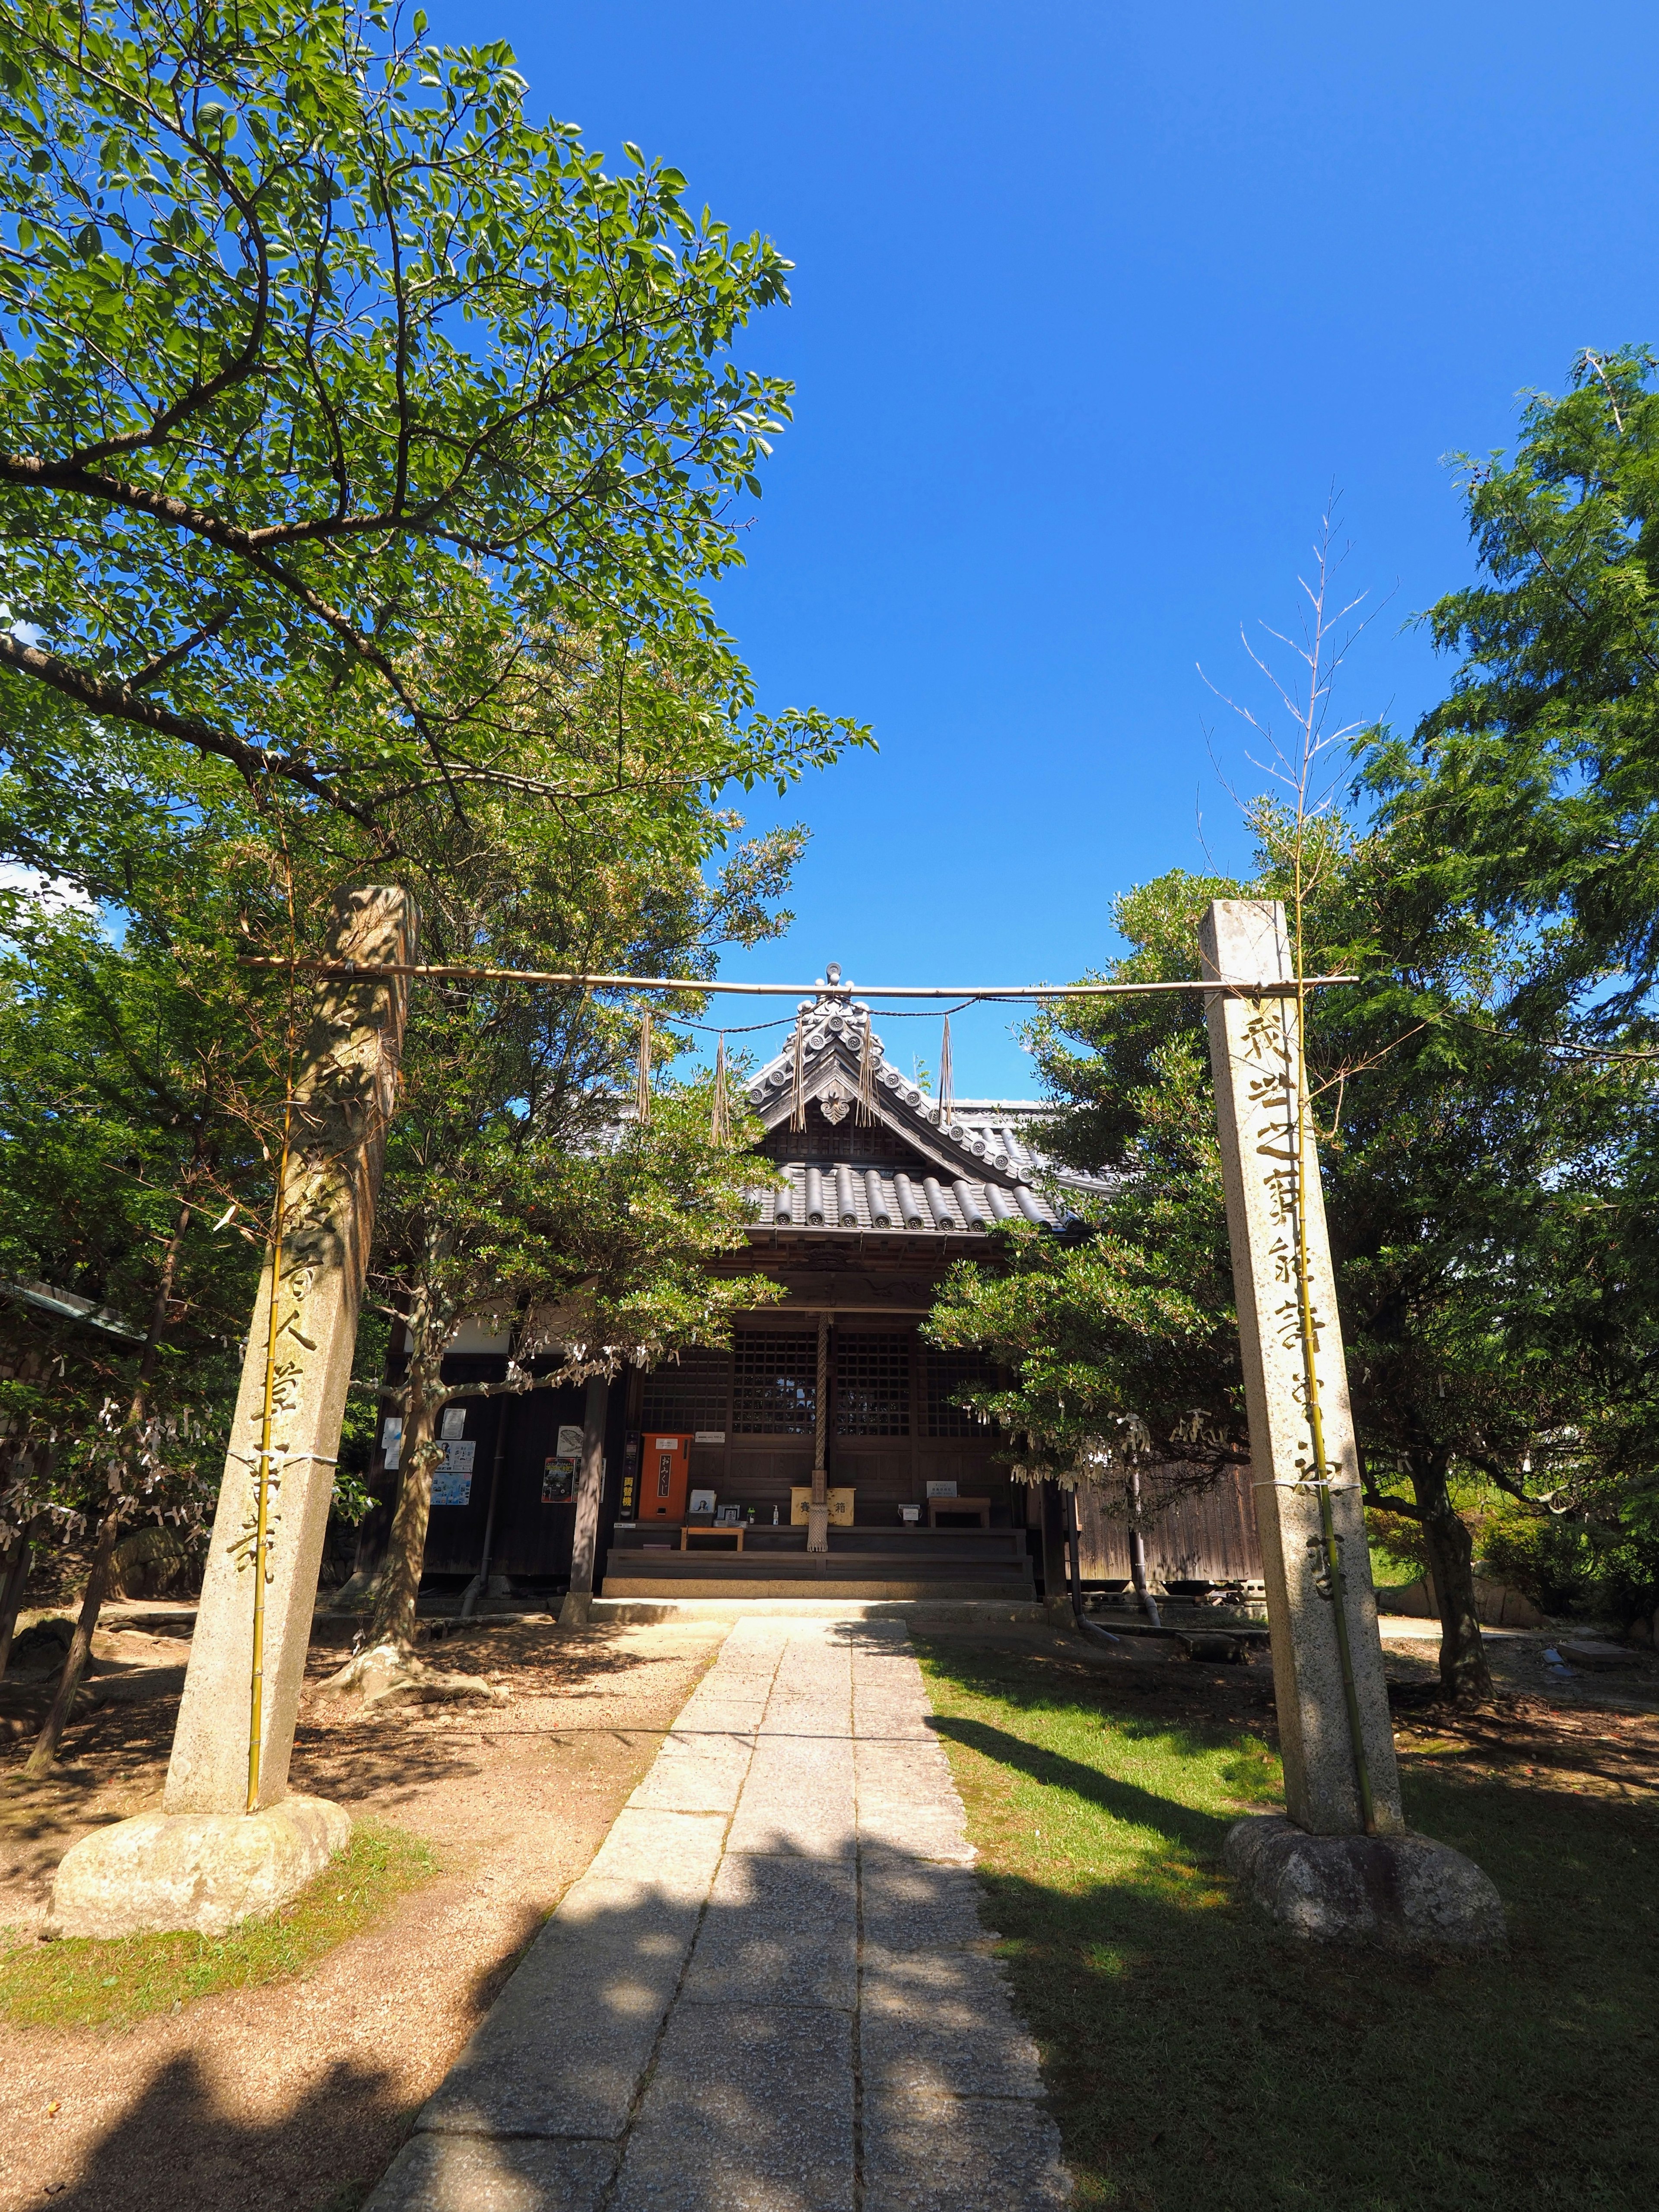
left=556, top=1424, right=585, bottom=1459
left=441, top=1406, right=467, bottom=1440
left=542, top=1456, right=577, bottom=1503
left=431, top=1438, right=476, bottom=1508
left=381, top=1416, right=402, bottom=1471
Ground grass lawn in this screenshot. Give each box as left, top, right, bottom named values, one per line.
left=0, top=1819, right=435, bottom=2031
left=916, top=1634, right=1659, bottom=2212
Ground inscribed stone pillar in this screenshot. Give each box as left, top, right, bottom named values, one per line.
left=1199, top=899, right=1403, bottom=1837
left=165, top=887, right=414, bottom=1814
left=559, top=1376, right=610, bottom=1627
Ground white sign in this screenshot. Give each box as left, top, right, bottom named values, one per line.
left=694, top=1430, right=726, bottom=1445
left=556, top=1424, right=585, bottom=1459
left=441, top=1406, right=467, bottom=1440
left=381, top=1416, right=402, bottom=1471
left=925, top=1480, right=958, bottom=1498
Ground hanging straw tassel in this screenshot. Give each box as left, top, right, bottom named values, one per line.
left=636, top=1008, right=653, bottom=1128
left=938, top=1014, right=953, bottom=1129
left=856, top=1009, right=876, bottom=1125
left=712, top=1033, right=730, bottom=1145
left=789, top=1010, right=807, bottom=1133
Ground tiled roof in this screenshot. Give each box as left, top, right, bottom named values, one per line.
left=739, top=990, right=1106, bottom=1239
left=748, top=1161, right=1077, bottom=1234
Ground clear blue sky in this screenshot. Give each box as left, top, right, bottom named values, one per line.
left=433, top=0, right=1659, bottom=1094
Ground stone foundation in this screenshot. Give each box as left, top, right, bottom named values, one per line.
left=49, top=1795, right=351, bottom=1939
left=1225, top=1812, right=1506, bottom=1953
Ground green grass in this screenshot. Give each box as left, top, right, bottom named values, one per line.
left=0, top=1819, right=437, bottom=2031
left=916, top=1637, right=1659, bottom=2212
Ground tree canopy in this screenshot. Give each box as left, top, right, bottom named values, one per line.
left=0, top=0, right=864, bottom=871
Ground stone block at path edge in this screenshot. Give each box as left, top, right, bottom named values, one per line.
left=1225, top=1814, right=1506, bottom=1952
left=49, top=1796, right=350, bottom=1937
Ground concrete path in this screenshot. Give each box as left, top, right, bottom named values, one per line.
left=366, top=1618, right=1070, bottom=2211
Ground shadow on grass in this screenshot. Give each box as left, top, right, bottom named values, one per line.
left=922, top=1655, right=1659, bottom=2212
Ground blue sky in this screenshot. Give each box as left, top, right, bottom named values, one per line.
left=432, top=1, right=1659, bottom=1093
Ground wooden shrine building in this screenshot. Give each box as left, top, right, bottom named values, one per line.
left=355, top=979, right=1263, bottom=1608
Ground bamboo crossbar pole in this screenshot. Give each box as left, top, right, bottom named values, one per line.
left=237, top=957, right=1360, bottom=1001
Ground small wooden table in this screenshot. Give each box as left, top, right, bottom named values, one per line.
left=925, top=1497, right=991, bottom=1528
left=680, top=1524, right=745, bottom=1551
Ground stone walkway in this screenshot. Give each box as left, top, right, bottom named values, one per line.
left=365, top=1618, right=1070, bottom=2211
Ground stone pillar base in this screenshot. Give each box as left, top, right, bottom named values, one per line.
left=1224, top=1813, right=1505, bottom=1953
left=806, top=1504, right=830, bottom=1553
left=48, top=1796, right=351, bottom=1939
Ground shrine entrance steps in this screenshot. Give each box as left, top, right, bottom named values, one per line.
left=602, top=1522, right=1039, bottom=1605
left=588, top=1595, right=1052, bottom=1625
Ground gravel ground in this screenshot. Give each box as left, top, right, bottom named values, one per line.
left=0, top=1617, right=726, bottom=2212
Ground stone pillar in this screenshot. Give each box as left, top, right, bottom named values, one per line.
left=807, top=1312, right=830, bottom=1553
left=50, top=887, right=415, bottom=1935
left=165, top=887, right=414, bottom=1814
left=1199, top=899, right=1403, bottom=1838
left=559, top=1376, right=610, bottom=1628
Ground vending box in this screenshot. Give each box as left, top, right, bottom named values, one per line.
left=639, top=1432, right=693, bottom=1522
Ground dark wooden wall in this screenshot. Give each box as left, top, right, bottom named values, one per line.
left=1075, top=1462, right=1263, bottom=1584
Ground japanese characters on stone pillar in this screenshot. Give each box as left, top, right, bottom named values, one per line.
left=165, top=887, right=415, bottom=1815
left=1199, top=899, right=1403, bottom=1837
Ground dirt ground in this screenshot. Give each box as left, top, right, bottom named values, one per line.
left=0, top=1615, right=726, bottom=2212
left=2, top=1608, right=1656, bottom=2212
left=923, top=1617, right=1659, bottom=1803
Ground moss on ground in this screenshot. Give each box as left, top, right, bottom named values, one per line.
left=0, top=1819, right=436, bottom=2031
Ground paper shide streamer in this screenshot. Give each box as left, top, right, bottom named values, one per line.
left=636, top=1009, right=652, bottom=1128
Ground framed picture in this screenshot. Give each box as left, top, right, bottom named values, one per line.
left=688, top=1488, right=716, bottom=1518
left=542, top=1456, right=577, bottom=1503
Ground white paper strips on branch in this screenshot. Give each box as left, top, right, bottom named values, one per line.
left=857, top=1010, right=876, bottom=1125
left=636, top=1009, right=653, bottom=1128
left=938, top=1014, right=953, bottom=1129
left=711, top=1034, right=730, bottom=1146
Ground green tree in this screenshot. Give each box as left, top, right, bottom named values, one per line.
left=1362, top=346, right=1659, bottom=1020
left=337, top=721, right=798, bottom=1683
left=0, top=872, right=274, bottom=1759
left=929, top=816, right=1659, bottom=1700
left=0, top=0, right=861, bottom=858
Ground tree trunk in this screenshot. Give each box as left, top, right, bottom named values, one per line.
left=0, top=1515, right=41, bottom=1680
left=1126, top=1463, right=1161, bottom=1627
left=364, top=1315, right=448, bottom=1657
left=24, top=1504, right=121, bottom=1776
left=25, top=1200, right=188, bottom=1772
left=1411, top=1450, right=1492, bottom=1701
